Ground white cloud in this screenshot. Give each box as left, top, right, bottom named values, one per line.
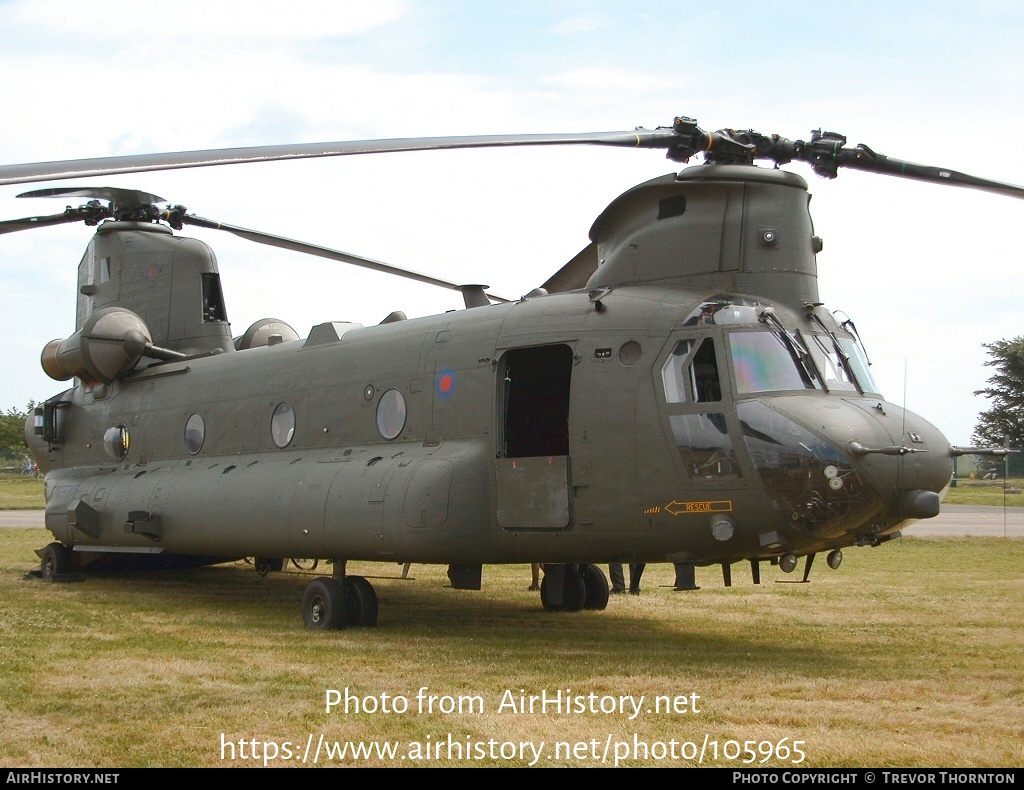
left=6, top=0, right=407, bottom=40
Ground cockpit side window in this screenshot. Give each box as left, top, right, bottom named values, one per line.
left=661, top=338, right=722, bottom=404
left=838, top=337, right=881, bottom=395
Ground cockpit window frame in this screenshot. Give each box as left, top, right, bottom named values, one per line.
left=654, top=329, right=752, bottom=488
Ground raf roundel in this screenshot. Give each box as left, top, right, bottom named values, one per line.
left=436, top=368, right=457, bottom=401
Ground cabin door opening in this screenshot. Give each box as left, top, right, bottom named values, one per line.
left=494, top=344, right=574, bottom=531
left=499, top=344, right=573, bottom=458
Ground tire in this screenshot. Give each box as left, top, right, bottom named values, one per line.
left=41, top=542, right=72, bottom=582
left=541, top=565, right=586, bottom=612
left=345, top=575, right=379, bottom=627
left=302, top=577, right=346, bottom=630
left=580, top=563, right=609, bottom=610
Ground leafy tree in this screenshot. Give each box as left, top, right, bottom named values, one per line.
left=972, top=338, right=1024, bottom=474
left=0, top=404, right=33, bottom=464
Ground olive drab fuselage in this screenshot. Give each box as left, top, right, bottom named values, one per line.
left=27, top=164, right=954, bottom=576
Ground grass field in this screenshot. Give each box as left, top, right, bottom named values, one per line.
left=946, top=479, right=1024, bottom=507
left=0, top=474, right=44, bottom=510
left=1, top=527, right=1022, bottom=768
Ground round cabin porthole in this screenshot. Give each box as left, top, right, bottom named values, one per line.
left=376, top=389, right=406, bottom=440
left=271, top=402, right=296, bottom=448
left=184, top=413, right=205, bottom=455
left=103, top=424, right=130, bottom=461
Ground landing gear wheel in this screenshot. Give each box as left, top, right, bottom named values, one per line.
left=779, top=553, right=798, bottom=574
left=302, top=577, right=346, bottom=629
left=291, top=558, right=319, bottom=571
left=826, top=549, right=843, bottom=570
left=41, top=542, right=72, bottom=582
left=345, top=575, right=379, bottom=627
left=580, top=563, right=609, bottom=610
left=541, top=566, right=586, bottom=612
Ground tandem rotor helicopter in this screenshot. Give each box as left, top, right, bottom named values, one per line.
left=2, top=115, right=1020, bottom=629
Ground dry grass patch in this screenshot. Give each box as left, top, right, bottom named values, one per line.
left=1, top=528, right=1022, bottom=767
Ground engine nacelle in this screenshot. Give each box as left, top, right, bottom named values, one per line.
left=41, top=307, right=152, bottom=384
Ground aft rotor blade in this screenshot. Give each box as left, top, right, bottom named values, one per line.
left=180, top=213, right=511, bottom=304
left=0, top=129, right=680, bottom=186
left=541, top=243, right=598, bottom=293
left=18, top=186, right=167, bottom=208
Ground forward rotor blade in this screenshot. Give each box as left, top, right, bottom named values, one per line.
left=0, top=212, right=87, bottom=235
left=838, top=150, right=1024, bottom=200
left=0, top=129, right=679, bottom=187
left=179, top=214, right=511, bottom=304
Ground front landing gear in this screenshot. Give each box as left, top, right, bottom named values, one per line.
left=301, top=570, right=379, bottom=629
left=302, top=577, right=345, bottom=629
left=540, top=564, right=609, bottom=612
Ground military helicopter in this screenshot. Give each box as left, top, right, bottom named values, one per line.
left=2, top=115, right=1019, bottom=629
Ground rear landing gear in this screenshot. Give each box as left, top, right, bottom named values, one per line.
left=40, top=542, right=73, bottom=581
left=301, top=571, right=378, bottom=629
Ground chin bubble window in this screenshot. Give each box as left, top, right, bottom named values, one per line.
left=271, top=402, right=296, bottom=448
left=376, top=389, right=407, bottom=440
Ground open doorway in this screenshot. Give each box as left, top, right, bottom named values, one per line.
left=498, top=344, right=573, bottom=458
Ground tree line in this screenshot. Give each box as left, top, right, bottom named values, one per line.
left=972, top=336, right=1024, bottom=477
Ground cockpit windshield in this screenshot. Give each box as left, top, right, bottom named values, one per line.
left=728, top=329, right=880, bottom=397
left=729, top=331, right=814, bottom=394
left=803, top=333, right=858, bottom=392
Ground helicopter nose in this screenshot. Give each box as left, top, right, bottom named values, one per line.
left=739, top=397, right=953, bottom=539
left=835, top=398, right=954, bottom=501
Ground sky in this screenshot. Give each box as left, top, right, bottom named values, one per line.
left=0, top=0, right=1021, bottom=445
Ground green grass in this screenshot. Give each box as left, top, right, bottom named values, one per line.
left=944, top=478, right=1024, bottom=507
left=0, top=474, right=44, bottom=509
left=1, top=528, right=1022, bottom=767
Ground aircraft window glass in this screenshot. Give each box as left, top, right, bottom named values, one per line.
left=806, top=334, right=857, bottom=392
left=682, top=298, right=760, bottom=326
left=736, top=401, right=881, bottom=534
left=838, top=337, right=881, bottom=395
left=691, top=338, right=722, bottom=402
left=661, top=340, right=694, bottom=403
left=184, top=413, right=205, bottom=455
left=376, top=389, right=407, bottom=440
left=103, top=424, right=130, bottom=461
left=662, top=338, right=723, bottom=403
left=669, top=413, right=741, bottom=479
left=271, top=402, right=295, bottom=448
left=730, top=331, right=814, bottom=394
